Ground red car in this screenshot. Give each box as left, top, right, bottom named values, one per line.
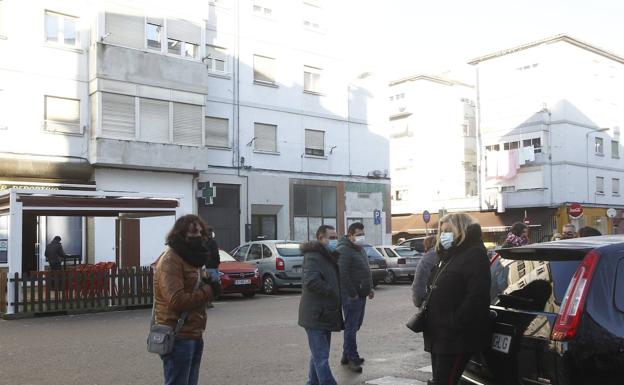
left=218, top=250, right=260, bottom=298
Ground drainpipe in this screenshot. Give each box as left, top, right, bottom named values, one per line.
left=475, top=66, right=484, bottom=211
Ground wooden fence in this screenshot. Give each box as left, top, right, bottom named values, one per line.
left=6, top=267, right=153, bottom=317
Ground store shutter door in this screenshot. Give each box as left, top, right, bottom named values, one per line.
left=173, top=102, right=202, bottom=146
left=105, top=11, right=144, bottom=49
left=140, top=98, right=169, bottom=143
left=102, top=93, right=136, bottom=139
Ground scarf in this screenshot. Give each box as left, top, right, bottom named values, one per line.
left=504, top=232, right=528, bottom=247
left=169, top=237, right=209, bottom=267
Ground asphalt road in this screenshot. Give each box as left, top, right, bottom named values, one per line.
left=0, top=284, right=432, bottom=385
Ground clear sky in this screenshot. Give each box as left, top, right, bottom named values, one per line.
left=333, top=0, right=624, bottom=82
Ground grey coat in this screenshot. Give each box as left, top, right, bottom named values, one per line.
left=298, top=241, right=343, bottom=332
left=337, top=236, right=373, bottom=299
left=411, top=248, right=439, bottom=307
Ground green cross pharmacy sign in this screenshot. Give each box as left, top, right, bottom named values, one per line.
left=196, top=182, right=216, bottom=205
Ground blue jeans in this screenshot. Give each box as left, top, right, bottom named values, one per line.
left=305, top=329, right=337, bottom=385
left=161, top=338, right=204, bottom=385
left=206, top=268, right=220, bottom=283
left=342, top=296, right=366, bottom=361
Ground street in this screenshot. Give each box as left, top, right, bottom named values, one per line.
left=0, top=284, right=432, bottom=385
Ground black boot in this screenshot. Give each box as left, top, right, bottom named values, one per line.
left=347, top=360, right=363, bottom=373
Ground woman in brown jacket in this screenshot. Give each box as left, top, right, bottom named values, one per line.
left=154, top=215, right=217, bottom=385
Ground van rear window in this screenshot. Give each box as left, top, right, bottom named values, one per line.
left=491, top=257, right=580, bottom=313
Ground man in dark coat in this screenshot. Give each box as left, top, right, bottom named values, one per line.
left=424, top=220, right=491, bottom=385
left=298, top=225, right=342, bottom=385
left=44, top=236, right=67, bottom=271
left=336, top=222, right=373, bottom=373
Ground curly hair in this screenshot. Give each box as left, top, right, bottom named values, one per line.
left=166, top=214, right=210, bottom=245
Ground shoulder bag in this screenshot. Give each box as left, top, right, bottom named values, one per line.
left=406, top=258, right=452, bottom=333
left=147, top=267, right=202, bottom=355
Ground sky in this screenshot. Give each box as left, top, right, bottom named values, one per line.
left=333, top=0, right=624, bottom=82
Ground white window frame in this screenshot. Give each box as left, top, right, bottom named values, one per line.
left=44, top=10, right=79, bottom=49
left=254, top=122, right=278, bottom=153
left=43, top=95, right=82, bottom=135
left=204, top=116, right=230, bottom=148
left=145, top=21, right=163, bottom=52
left=253, top=54, right=276, bottom=85
left=303, top=65, right=322, bottom=94
left=204, top=44, right=229, bottom=74
left=302, top=1, right=322, bottom=31
left=253, top=2, right=274, bottom=18
left=612, top=140, right=620, bottom=159
left=167, top=38, right=198, bottom=60
left=596, top=176, right=605, bottom=194
left=304, top=129, right=325, bottom=157
left=613, top=178, right=620, bottom=196
left=595, top=137, right=604, bottom=155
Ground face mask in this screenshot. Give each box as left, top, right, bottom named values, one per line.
left=354, top=235, right=366, bottom=245
left=187, top=236, right=204, bottom=249
left=326, top=239, right=338, bottom=251
left=440, top=232, right=454, bottom=249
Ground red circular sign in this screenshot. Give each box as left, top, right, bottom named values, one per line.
left=568, top=203, right=584, bottom=218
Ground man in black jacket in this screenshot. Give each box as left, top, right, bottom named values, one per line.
left=336, top=222, right=373, bottom=373
left=298, top=225, right=342, bottom=385
left=44, top=236, right=67, bottom=271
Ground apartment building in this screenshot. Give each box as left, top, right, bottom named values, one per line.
left=0, top=0, right=391, bottom=273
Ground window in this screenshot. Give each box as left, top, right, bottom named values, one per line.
left=104, top=11, right=144, bottom=49
left=595, top=137, right=604, bottom=155
left=101, top=93, right=136, bottom=139
left=205, top=116, right=229, bottom=148
left=303, top=66, right=322, bottom=93
left=247, top=244, right=262, bottom=261
left=0, top=215, right=7, bottom=264
left=613, top=178, right=620, bottom=195
left=303, top=2, right=322, bottom=30
left=503, top=141, right=520, bottom=150
left=615, top=259, right=624, bottom=313
left=254, top=55, right=276, bottom=84
left=486, top=144, right=500, bottom=152
left=234, top=245, right=249, bottom=261
left=522, top=137, right=542, bottom=153
left=293, top=185, right=337, bottom=241
left=254, top=123, right=277, bottom=152
left=172, top=102, right=202, bottom=146
left=146, top=21, right=162, bottom=50
left=167, top=19, right=200, bottom=59
left=262, top=244, right=273, bottom=258
left=205, top=45, right=228, bottom=73
left=0, top=89, right=6, bottom=130
left=44, top=96, right=80, bottom=134
left=596, top=176, right=605, bottom=194
left=252, top=216, right=277, bottom=241
left=139, top=98, right=169, bottom=143
left=612, top=140, right=619, bottom=158
left=253, top=2, right=273, bottom=16
left=45, top=11, right=78, bottom=47
left=305, top=129, right=324, bottom=156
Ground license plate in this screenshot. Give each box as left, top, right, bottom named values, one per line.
left=491, top=333, right=512, bottom=354
left=235, top=279, right=251, bottom=285
left=370, top=264, right=379, bottom=269
left=293, top=267, right=303, bottom=273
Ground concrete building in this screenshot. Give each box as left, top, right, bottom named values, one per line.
left=0, top=0, right=391, bottom=274
left=470, top=34, right=624, bottom=238
left=388, top=74, right=478, bottom=222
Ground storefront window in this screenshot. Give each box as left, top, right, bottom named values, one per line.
left=293, top=185, right=337, bottom=241
left=0, top=215, right=8, bottom=263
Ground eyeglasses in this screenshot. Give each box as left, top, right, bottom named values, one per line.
left=328, top=236, right=338, bottom=240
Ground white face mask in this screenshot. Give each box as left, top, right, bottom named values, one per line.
left=354, top=235, right=366, bottom=245
left=440, top=232, right=454, bottom=249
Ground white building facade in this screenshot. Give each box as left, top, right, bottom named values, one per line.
left=0, top=0, right=391, bottom=272
left=471, top=35, right=624, bottom=236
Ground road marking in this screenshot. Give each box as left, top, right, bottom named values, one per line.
left=417, top=365, right=432, bottom=373
left=366, top=376, right=426, bottom=385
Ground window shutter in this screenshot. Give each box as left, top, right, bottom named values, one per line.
left=254, top=123, right=277, bottom=152
left=105, top=11, right=144, bottom=49
left=305, top=129, right=324, bottom=150
left=45, top=96, right=80, bottom=134
left=205, top=116, right=229, bottom=147
left=146, top=16, right=163, bottom=26
left=206, top=45, right=228, bottom=61
left=254, top=55, right=275, bottom=83
left=173, top=102, right=202, bottom=146
left=139, top=98, right=169, bottom=143
left=167, top=19, right=200, bottom=44
left=101, top=93, right=136, bottom=139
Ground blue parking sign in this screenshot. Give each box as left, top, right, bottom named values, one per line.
left=374, top=209, right=382, bottom=225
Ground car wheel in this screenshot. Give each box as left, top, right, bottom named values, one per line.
left=384, top=270, right=396, bottom=284
left=262, top=275, right=278, bottom=295
left=242, top=292, right=256, bottom=298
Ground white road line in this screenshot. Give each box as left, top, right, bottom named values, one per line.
left=417, top=365, right=433, bottom=373
left=366, top=376, right=426, bottom=385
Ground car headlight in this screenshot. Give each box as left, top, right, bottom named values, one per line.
left=254, top=268, right=259, bottom=277
left=218, top=271, right=225, bottom=277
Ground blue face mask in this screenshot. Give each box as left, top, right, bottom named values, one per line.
left=326, top=239, right=338, bottom=251
left=440, top=232, right=454, bottom=249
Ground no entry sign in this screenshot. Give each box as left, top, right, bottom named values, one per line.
left=568, top=203, right=584, bottom=219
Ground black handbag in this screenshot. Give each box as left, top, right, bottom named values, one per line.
left=406, top=259, right=452, bottom=333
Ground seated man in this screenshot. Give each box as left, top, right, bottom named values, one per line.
left=44, top=236, right=67, bottom=271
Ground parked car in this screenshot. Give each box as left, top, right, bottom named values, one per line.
left=231, top=240, right=303, bottom=295
left=361, top=245, right=388, bottom=287
left=217, top=250, right=260, bottom=298
left=396, top=236, right=427, bottom=253
left=375, top=245, right=421, bottom=284
left=462, top=235, right=624, bottom=385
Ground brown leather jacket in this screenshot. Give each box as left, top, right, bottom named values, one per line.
left=153, top=247, right=213, bottom=340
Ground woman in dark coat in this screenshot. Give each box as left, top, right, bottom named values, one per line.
left=423, top=213, right=491, bottom=385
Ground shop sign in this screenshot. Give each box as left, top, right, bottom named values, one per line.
left=607, top=208, right=617, bottom=218
left=568, top=203, right=584, bottom=219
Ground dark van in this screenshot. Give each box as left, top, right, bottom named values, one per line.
left=462, top=236, right=624, bottom=385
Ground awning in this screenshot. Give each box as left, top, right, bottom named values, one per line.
left=393, top=208, right=557, bottom=235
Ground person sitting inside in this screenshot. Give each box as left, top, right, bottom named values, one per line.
left=44, top=236, right=67, bottom=271
left=501, top=222, right=529, bottom=248
left=578, top=226, right=602, bottom=237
